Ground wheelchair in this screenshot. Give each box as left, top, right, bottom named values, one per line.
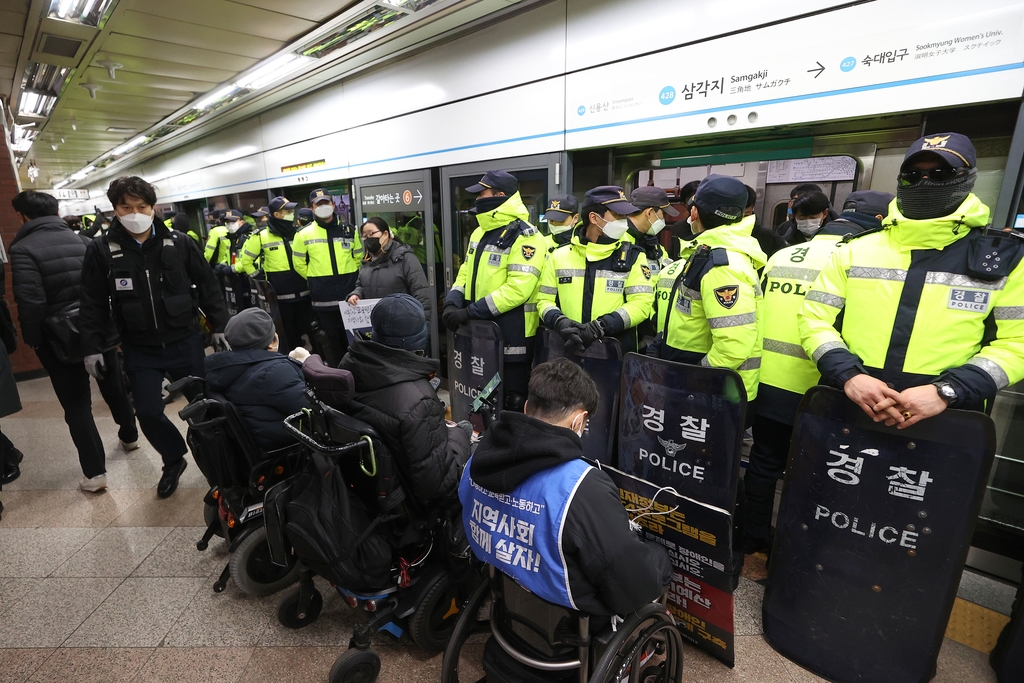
left=442, top=567, right=685, bottom=683
left=265, top=355, right=481, bottom=683
left=173, top=377, right=302, bottom=596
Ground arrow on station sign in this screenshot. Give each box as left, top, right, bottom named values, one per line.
left=414, top=190, right=423, bottom=202
left=807, top=61, right=825, bottom=78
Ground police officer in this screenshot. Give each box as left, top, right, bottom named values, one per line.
left=238, top=196, right=311, bottom=350
left=800, top=132, right=1024, bottom=428
left=651, top=175, right=766, bottom=404
left=296, top=207, right=314, bottom=228
left=541, top=194, right=580, bottom=253
left=742, top=190, right=892, bottom=555
left=293, top=188, right=362, bottom=364
left=627, top=186, right=679, bottom=277
left=537, top=186, right=654, bottom=353
left=204, top=208, right=239, bottom=266
left=78, top=176, right=228, bottom=498
left=206, top=209, right=252, bottom=311
left=441, top=170, right=548, bottom=409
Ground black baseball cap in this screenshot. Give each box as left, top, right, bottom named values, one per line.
left=466, top=170, right=518, bottom=195
left=692, top=175, right=747, bottom=223
left=211, top=209, right=225, bottom=219
left=631, top=186, right=680, bottom=217
left=544, top=194, right=579, bottom=222
left=223, top=209, right=243, bottom=221
left=250, top=206, right=269, bottom=218
left=842, top=190, right=894, bottom=217
left=903, top=132, right=976, bottom=169
left=268, top=196, right=297, bottom=214
left=309, top=188, right=333, bottom=204
left=297, top=207, right=314, bottom=222
left=584, top=186, right=639, bottom=215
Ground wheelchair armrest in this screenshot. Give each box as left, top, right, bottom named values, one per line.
left=167, top=376, right=204, bottom=396
left=178, top=398, right=220, bottom=422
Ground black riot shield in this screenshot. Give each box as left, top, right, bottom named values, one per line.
left=534, top=328, right=623, bottom=465
left=616, top=353, right=746, bottom=511
left=449, top=321, right=504, bottom=424
left=605, top=466, right=736, bottom=667
left=216, top=271, right=239, bottom=317
left=251, top=279, right=289, bottom=348
left=762, top=386, right=996, bottom=683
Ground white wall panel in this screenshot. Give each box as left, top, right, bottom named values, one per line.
left=257, top=81, right=347, bottom=149
left=197, top=153, right=268, bottom=197
left=157, top=169, right=204, bottom=201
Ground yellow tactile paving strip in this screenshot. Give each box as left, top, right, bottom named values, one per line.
left=945, top=597, right=1011, bottom=654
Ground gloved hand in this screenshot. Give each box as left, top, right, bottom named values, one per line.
left=442, top=304, right=471, bottom=331
left=578, top=320, right=605, bottom=348
left=212, top=332, right=231, bottom=351
left=84, top=353, right=106, bottom=380
left=553, top=316, right=584, bottom=352
left=213, top=263, right=232, bottom=277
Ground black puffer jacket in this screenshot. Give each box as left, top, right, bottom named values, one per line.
left=204, top=349, right=306, bottom=451
left=9, top=215, right=106, bottom=348
left=350, top=241, right=433, bottom=318
left=338, top=340, right=469, bottom=504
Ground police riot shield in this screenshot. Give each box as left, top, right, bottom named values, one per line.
left=533, top=328, right=623, bottom=465
left=449, top=321, right=504, bottom=424
left=762, top=386, right=996, bottom=683
left=216, top=271, right=240, bottom=317
left=616, top=353, right=746, bottom=511
left=605, top=466, right=736, bottom=667
left=250, top=279, right=289, bottom=349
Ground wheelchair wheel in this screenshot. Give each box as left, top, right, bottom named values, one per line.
left=328, top=648, right=380, bottom=683
left=441, top=574, right=491, bottom=683
left=277, top=585, right=323, bottom=628
left=229, top=527, right=300, bottom=596
left=409, top=572, right=462, bottom=654
left=587, top=603, right=684, bottom=683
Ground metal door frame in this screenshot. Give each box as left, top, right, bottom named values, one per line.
left=352, top=168, right=439, bottom=359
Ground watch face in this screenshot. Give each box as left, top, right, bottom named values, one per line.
left=939, top=384, right=956, bottom=398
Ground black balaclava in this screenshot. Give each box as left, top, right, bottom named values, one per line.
left=896, top=167, right=977, bottom=220
left=474, top=195, right=507, bottom=214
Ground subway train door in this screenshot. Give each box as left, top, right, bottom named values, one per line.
left=439, top=153, right=569, bottom=383
left=352, top=170, right=441, bottom=360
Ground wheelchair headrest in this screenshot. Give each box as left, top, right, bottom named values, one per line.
left=302, top=354, right=356, bottom=406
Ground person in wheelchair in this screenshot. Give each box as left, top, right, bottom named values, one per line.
left=338, top=293, right=471, bottom=506
left=205, top=308, right=307, bottom=451
left=459, top=358, right=672, bottom=616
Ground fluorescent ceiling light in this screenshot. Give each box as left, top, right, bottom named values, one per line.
left=106, top=126, right=137, bottom=133
left=69, top=165, right=96, bottom=180
left=110, top=136, right=146, bottom=156
left=56, top=0, right=75, bottom=18
left=49, top=0, right=114, bottom=26
left=235, top=54, right=311, bottom=91
left=194, top=85, right=238, bottom=110
left=54, top=179, right=70, bottom=190
left=18, top=92, right=57, bottom=118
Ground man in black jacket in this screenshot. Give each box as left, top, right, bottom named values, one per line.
left=339, top=294, right=469, bottom=505
left=459, top=358, right=671, bottom=616
left=9, top=190, right=138, bottom=492
left=79, top=176, right=229, bottom=498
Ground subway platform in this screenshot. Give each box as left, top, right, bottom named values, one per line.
left=0, top=376, right=1013, bottom=682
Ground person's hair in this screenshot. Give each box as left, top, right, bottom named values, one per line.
left=107, top=176, right=157, bottom=207
left=695, top=205, right=737, bottom=230
left=64, top=215, right=81, bottom=229
left=11, top=190, right=59, bottom=219
left=580, top=202, right=606, bottom=228
left=171, top=212, right=191, bottom=233
left=679, top=180, right=701, bottom=206
left=792, top=190, right=832, bottom=219
left=362, top=216, right=390, bottom=235
left=744, top=185, right=757, bottom=209
left=790, top=183, right=823, bottom=200
left=525, top=358, right=599, bottom=422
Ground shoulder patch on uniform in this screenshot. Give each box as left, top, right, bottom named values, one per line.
left=522, top=245, right=536, bottom=261
left=714, top=285, right=740, bottom=308
left=641, top=264, right=651, bottom=280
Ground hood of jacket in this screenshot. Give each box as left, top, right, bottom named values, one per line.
left=205, top=349, right=287, bottom=388
left=339, top=339, right=439, bottom=392
left=882, top=193, right=990, bottom=252
left=470, top=412, right=583, bottom=493
left=695, top=215, right=767, bottom=269
left=11, top=214, right=74, bottom=247
left=476, top=191, right=531, bottom=232
left=820, top=213, right=881, bottom=237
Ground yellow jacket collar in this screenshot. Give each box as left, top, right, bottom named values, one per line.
left=695, top=215, right=767, bottom=269
left=476, top=191, right=531, bottom=232
left=883, top=194, right=990, bottom=252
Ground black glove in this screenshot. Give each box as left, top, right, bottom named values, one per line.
left=578, top=320, right=605, bottom=348
left=442, top=304, right=471, bottom=331
left=553, top=316, right=584, bottom=352
left=213, top=263, right=233, bottom=277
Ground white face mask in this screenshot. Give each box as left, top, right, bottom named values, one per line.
left=313, top=204, right=334, bottom=219
left=226, top=221, right=242, bottom=234
left=570, top=412, right=588, bottom=438
left=281, top=212, right=295, bottom=222
left=600, top=216, right=629, bottom=240
left=796, top=217, right=822, bottom=237
left=119, top=212, right=152, bottom=235
left=549, top=219, right=575, bottom=235
left=648, top=214, right=667, bottom=236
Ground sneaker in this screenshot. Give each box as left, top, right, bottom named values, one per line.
left=120, top=440, right=140, bottom=452
left=80, top=474, right=108, bottom=493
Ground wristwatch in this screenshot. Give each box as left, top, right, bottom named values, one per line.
left=932, top=380, right=958, bottom=405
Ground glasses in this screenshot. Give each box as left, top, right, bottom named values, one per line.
left=362, top=230, right=383, bottom=238
left=898, top=166, right=968, bottom=186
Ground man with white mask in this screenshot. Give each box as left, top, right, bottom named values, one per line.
left=79, top=176, right=229, bottom=498
left=541, top=194, right=580, bottom=253
left=627, top=185, right=680, bottom=277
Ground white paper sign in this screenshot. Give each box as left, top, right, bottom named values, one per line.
left=340, top=298, right=381, bottom=344
left=766, top=156, right=858, bottom=183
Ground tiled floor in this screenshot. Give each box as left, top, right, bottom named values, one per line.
left=0, top=377, right=1015, bottom=682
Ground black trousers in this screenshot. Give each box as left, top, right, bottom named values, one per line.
left=313, top=307, right=348, bottom=366
left=35, top=344, right=139, bottom=479
left=122, top=334, right=205, bottom=468
left=742, top=413, right=793, bottom=544
left=278, top=299, right=313, bottom=352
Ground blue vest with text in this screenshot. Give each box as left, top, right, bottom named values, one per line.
left=459, top=455, right=592, bottom=610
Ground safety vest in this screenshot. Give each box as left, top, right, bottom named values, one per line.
left=656, top=216, right=766, bottom=400
left=799, top=194, right=1024, bottom=400
left=393, top=218, right=442, bottom=264
left=186, top=229, right=201, bottom=244
left=445, top=192, right=548, bottom=360
left=459, top=455, right=591, bottom=611
left=537, top=230, right=653, bottom=351
left=624, top=228, right=674, bottom=277
left=238, top=226, right=310, bottom=299
left=204, top=225, right=231, bottom=265
left=292, top=216, right=362, bottom=310
left=758, top=232, right=847, bottom=423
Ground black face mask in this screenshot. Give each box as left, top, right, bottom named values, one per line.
left=896, top=168, right=977, bottom=220
left=364, top=236, right=382, bottom=254
left=474, top=195, right=507, bottom=214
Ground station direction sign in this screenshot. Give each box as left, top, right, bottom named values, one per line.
left=360, top=181, right=427, bottom=211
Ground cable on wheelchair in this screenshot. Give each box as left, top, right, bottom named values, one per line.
left=359, top=435, right=376, bottom=477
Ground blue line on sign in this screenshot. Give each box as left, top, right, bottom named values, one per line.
left=162, top=61, right=1024, bottom=199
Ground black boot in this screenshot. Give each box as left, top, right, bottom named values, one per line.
left=157, top=459, right=187, bottom=498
